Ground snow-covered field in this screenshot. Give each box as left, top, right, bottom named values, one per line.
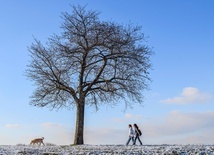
left=1, top=144, right=214, bottom=155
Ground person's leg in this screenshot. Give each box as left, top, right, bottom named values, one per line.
left=126, top=137, right=131, bottom=145
left=133, top=136, right=137, bottom=145
left=131, top=137, right=134, bottom=144
left=137, top=136, right=143, bottom=145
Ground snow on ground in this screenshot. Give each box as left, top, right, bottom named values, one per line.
left=0, top=144, right=214, bottom=155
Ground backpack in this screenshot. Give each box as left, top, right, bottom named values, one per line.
left=138, top=129, right=142, bottom=136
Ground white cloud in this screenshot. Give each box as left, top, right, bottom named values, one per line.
left=40, top=122, right=73, bottom=145
left=125, top=113, right=132, bottom=118
left=113, top=113, right=143, bottom=123
left=84, top=127, right=126, bottom=145
left=162, top=132, right=214, bottom=145
left=161, top=87, right=212, bottom=104
left=41, top=122, right=63, bottom=128
left=142, top=111, right=214, bottom=144
left=5, top=124, right=22, bottom=129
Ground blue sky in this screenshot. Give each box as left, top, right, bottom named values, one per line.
left=0, top=0, right=214, bottom=145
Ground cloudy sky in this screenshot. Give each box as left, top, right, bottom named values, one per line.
left=0, top=0, right=214, bottom=145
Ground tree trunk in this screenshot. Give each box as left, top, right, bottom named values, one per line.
left=74, top=99, right=85, bottom=145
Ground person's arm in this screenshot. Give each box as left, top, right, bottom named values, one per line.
left=128, top=128, right=131, bottom=136
left=132, top=128, right=135, bottom=137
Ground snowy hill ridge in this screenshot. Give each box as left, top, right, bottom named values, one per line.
left=1, top=144, right=214, bottom=155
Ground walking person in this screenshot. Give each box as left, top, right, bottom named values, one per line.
left=126, top=124, right=135, bottom=145
left=133, top=123, right=143, bottom=145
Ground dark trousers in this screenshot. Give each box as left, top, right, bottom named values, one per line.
left=133, top=135, right=142, bottom=145
left=126, top=136, right=134, bottom=145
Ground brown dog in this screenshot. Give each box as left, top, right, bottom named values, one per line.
left=30, top=137, right=45, bottom=145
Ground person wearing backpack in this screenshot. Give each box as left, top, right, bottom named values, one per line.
left=133, top=123, right=143, bottom=145
left=126, top=124, right=135, bottom=145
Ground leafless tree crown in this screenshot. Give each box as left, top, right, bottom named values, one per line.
left=26, top=5, right=153, bottom=110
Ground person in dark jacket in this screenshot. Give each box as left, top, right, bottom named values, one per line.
left=133, top=123, right=142, bottom=145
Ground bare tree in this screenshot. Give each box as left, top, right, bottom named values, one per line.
left=25, top=5, right=153, bottom=145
